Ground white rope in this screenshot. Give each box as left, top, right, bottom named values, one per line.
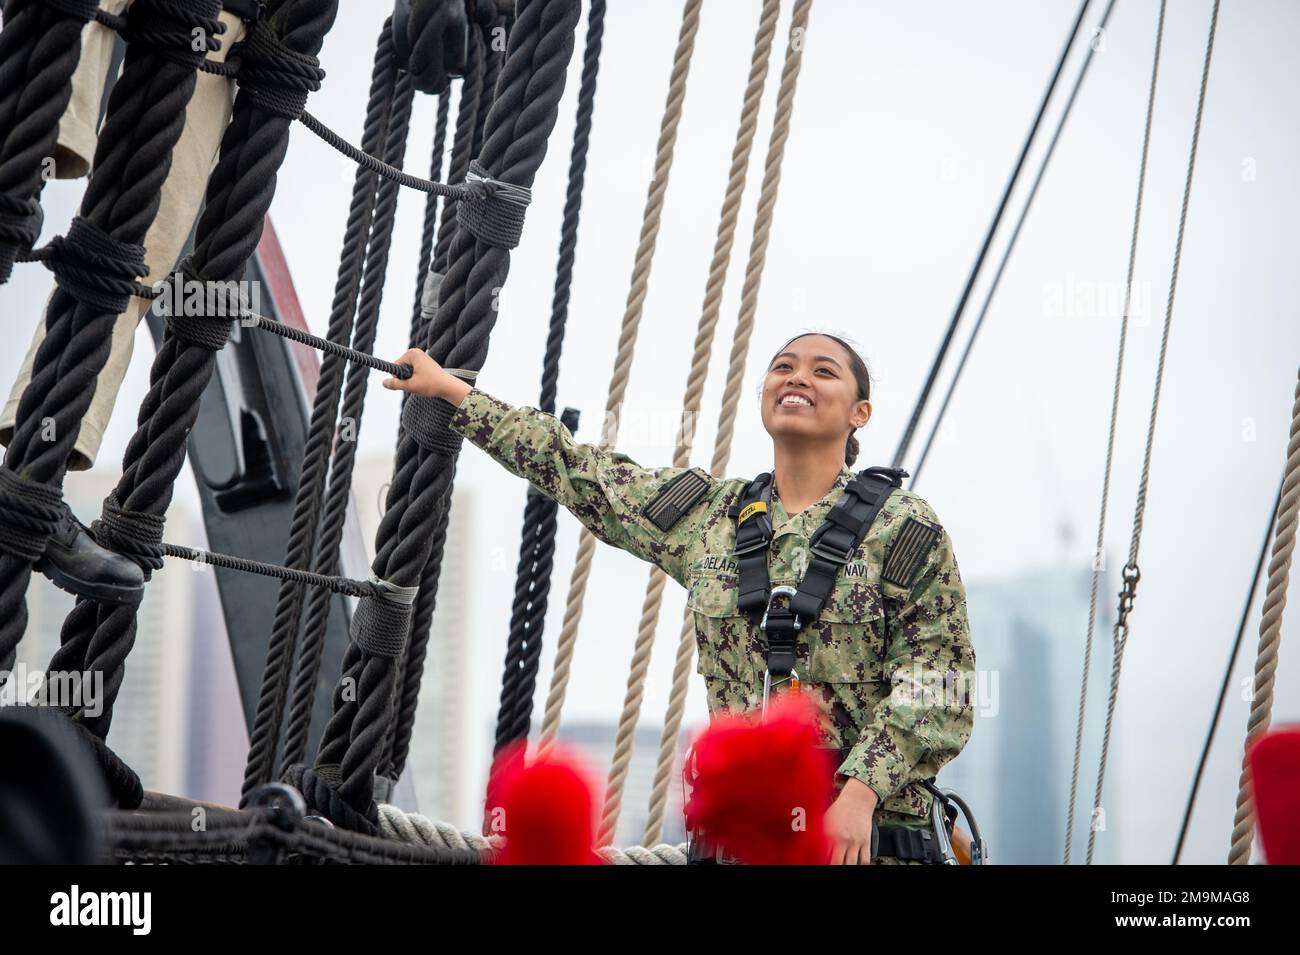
left=377, top=804, right=687, bottom=864
left=1228, top=367, right=1300, bottom=865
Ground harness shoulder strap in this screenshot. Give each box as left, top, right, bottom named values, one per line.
left=789, top=466, right=906, bottom=622
left=728, top=473, right=773, bottom=617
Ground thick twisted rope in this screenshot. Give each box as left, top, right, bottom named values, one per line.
left=44, top=0, right=340, bottom=748
left=239, top=19, right=402, bottom=803
left=378, top=803, right=501, bottom=851
left=0, top=0, right=98, bottom=281
left=0, top=0, right=222, bottom=675
left=382, top=8, right=512, bottom=785
left=537, top=0, right=704, bottom=749
left=278, top=71, right=417, bottom=776
left=383, top=38, right=491, bottom=754
left=376, top=803, right=687, bottom=864
left=598, top=0, right=786, bottom=848
left=1064, top=0, right=1164, bottom=865
left=1085, top=0, right=1219, bottom=865
left=303, top=0, right=582, bottom=830
left=1228, top=369, right=1299, bottom=864
left=644, top=0, right=813, bottom=845
left=485, top=0, right=605, bottom=807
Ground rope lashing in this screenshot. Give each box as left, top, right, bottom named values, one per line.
left=646, top=0, right=808, bottom=846
left=0, top=468, right=64, bottom=563
left=234, top=14, right=326, bottom=119
left=92, top=492, right=165, bottom=574
left=1065, top=0, right=1164, bottom=865
left=1228, top=367, right=1299, bottom=865
left=538, top=0, right=705, bottom=750
left=26, top=217, right=148, bottom=314
left=153, top=256, right=239, bottom=351
left=455, top=160, right=532, bottom=249
left=1085, top=0, right=1219, bottom=867
left=120, top=0, right=225, bottom=70
left=400, top=371, right=481, bottom=455
left=350, top=579, right=420, bottom=659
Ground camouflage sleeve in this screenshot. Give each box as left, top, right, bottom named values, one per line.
left=448, top=388, right=716, bottom=587
left=836, top=496, right=976, bottom=804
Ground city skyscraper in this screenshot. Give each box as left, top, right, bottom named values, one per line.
left=941, top=563, right=1118, bottom=864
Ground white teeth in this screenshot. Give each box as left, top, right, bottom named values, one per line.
left=780, top=394, right=812, bottom=407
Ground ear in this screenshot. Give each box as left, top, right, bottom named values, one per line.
left=850, top=399, right=872, bottom=430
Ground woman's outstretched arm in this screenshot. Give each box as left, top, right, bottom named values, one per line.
left=384, top=348, right=719, bottom=587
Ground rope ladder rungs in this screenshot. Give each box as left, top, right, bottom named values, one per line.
left=162, top=543, right=389, bottom=600
left=240, top=313, right=412, bottom=378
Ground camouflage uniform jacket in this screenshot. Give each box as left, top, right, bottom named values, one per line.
left=450, top=389, right=976, bottom=831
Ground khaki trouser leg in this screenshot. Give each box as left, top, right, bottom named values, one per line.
left=0, top=4, right=247, bottom=471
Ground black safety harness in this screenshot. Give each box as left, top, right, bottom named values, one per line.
left=729, top=465, right=905, bottom=681
left=691, top=464, right=960, bottom=865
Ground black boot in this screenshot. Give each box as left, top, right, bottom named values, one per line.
left=37, top=503, right=144, bottom=604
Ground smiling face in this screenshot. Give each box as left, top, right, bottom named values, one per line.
left=760, top=334, right=872, bottom=453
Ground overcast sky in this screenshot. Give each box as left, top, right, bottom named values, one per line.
left=3, top=0, right=1296, bottom=862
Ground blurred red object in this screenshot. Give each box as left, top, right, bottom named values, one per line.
left=686, top=695, right=834, bottom=865
left=1248, top=724, right=1300, bottom=865
left=489, top=742, right=602, bottom=865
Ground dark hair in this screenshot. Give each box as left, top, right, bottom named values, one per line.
left=773, top=332, right=872, bottom=466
